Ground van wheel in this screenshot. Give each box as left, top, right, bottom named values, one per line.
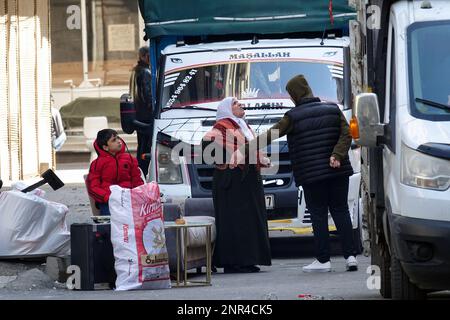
left=391, top=253, right=426, bottom=300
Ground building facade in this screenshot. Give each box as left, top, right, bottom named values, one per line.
left=0, top=0, right=53, bottom=182
left=50, top=0, right=145, bottom=108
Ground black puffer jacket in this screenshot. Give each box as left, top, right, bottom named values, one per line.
left=286, top=98, right=353, bottom=186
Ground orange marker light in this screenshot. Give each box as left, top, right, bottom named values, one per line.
left=350, top=116, right=360, bottom=140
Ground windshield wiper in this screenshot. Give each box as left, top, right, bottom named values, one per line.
left=415, top=98, right=450, bottom=112
left=161, top=105, right=217, bottom=113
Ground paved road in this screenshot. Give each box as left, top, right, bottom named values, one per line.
left=1, top=163, right=449, bottom=300
left=0, top=255, right=380, bottom=300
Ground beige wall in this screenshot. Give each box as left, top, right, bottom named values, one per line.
left=0, top=0, right=53, bottom=182
left=50, top=0, right=142, bottom=89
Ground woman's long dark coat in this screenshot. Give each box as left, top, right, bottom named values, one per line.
left=212, top=164, right=272, bottom=267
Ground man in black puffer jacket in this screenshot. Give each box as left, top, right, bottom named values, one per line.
left=239, top=75, right=358, bottom=273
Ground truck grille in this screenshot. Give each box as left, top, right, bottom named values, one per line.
left=302, top=208, right=312, bottom=224
left=194, top=152, right=293, bottom=191
left=188, top=146, right=298, bottom=221
left=302, top=209, right=333, bottom=224
left=267, top=207, right=297, bottom=220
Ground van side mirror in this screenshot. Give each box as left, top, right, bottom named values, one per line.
left=353, top=93, right=385, bottom=147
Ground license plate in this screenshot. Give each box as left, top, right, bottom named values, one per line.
left=265, top=194, right=275, bottom=210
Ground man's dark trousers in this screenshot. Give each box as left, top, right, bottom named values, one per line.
left=137, top=131, right=151, bottom=177
left=303, top=176, right=355, bottom=263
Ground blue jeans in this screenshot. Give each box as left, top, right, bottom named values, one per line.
left=98, top=203, right=111, bottom=216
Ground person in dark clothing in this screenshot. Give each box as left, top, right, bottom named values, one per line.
left=202, top=97, right=272, bottom=273
left=129, top=46, right=153, bottom=177
left=236, top=75, right=358, bottom=272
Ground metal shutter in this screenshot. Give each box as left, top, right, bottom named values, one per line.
left=7, top=0, right=21, bottom=182
left=36, top=0, right=53, bottom=174
left=0, top=0, right=9, bottom=180
left=18, top=0, right=39, bottom=179
left=0, top=0, right=52, bottom=182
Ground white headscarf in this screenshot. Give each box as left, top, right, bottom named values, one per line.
left=216, top=97, right=255, bottom=141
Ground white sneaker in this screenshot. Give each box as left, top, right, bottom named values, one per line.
left=302, top=260, right=331, bottom=273
left=346, top=256, right=358, bottom=271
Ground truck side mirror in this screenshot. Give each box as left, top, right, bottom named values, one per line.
left=352, top=93, right=385, bottom=147
left=120, top=94, right=137, bottom=134
left=120, top=93, right=152, bottom=136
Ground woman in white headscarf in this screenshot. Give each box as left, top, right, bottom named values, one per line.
left=202, top=97, right=272, bottom=273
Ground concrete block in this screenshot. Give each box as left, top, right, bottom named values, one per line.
left=45, top=256, right=71, bottom=283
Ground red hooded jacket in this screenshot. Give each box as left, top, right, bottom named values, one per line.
left=87, top=138, right=144, bottom=204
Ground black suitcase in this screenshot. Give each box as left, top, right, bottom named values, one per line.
left=70, top=223, right=116, bottom=290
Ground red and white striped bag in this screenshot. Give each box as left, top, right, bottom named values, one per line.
left=109, top=182, right=171, bottom=291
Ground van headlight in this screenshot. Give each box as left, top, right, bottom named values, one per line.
left=401, top=144, right=450, bottom=191
left=156, top=143, right=183, bottom=184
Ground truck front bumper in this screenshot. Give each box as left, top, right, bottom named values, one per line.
left=390, top=214, right=450, bottom=290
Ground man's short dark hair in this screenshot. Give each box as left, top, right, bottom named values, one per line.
left=138, top=46, right=149, bottom=61
left=97, top=129, right=118, bottom=148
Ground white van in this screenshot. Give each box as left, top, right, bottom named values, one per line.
left=351, top=0, right=450, bottom=298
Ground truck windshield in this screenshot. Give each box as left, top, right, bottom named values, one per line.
left=161, top=60, right=343, bottom=109
left=408, top=21, right=450, bottom=121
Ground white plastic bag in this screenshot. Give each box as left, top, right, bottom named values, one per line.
left=0, top=190, right=70, bottom=258
left=109, top=182, right=171, bottom=291
left=11, top=181, right=46, bottom=198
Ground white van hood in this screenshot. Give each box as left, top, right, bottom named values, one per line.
left=402, top=118, right=450, bottom=149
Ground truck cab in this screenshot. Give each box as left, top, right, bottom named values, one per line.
left=351, top=0, right=450, bottom=299
left=131, top=0, right=362, bottom=241
left=149, top=38, right=362, bottom=239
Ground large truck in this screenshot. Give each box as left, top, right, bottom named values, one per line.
left=350, top=0, right=450, bottom=299
left=128, top=1, right=363, bottom=242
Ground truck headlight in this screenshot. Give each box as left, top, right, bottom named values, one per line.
left=401, top=144, right=450, bottom=191
left=156, top=143, right=183, bottom=184
left=350, top=143, right=361, bottom=173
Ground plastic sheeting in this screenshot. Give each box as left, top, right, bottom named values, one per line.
left=140, top=0, right=356, bottom=38
left=0, top=190, right=70, bottom=258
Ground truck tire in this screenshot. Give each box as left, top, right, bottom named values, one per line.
left=390, top=253, right=426, bottom=300
left=371, top=241, right=392, bottom=298
left=353, top=227, right=363, bottom=255
left=369, top=208, right=391, bottom=298
left=379, top=248, right=392, bottom=299
left=352, top=197, right=363, bottom=255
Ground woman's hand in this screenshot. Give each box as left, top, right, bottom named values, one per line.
left=259, top=156, right=271, bottom=168
left=229, top=149, right=245, bottom=169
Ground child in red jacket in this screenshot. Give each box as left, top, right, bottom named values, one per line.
left=87, top=129, right=144, bottom=215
